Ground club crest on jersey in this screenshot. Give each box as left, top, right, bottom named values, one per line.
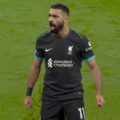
left=67, top=45, right=73, bottom=55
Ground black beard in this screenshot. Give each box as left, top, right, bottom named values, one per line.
left=50, top=22, right=64, bottom=33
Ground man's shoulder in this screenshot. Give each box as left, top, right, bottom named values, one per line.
left=70, top=29, right=88, bottom=43
left=37, top=31, right=51, bottom=40
left=35, top=31, right=51, bottom=48
left=36, top=31, right=52, bottom=46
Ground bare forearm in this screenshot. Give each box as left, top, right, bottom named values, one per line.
left=25, top=64, right=40, bottom=107
left=28, top=63, right=40, bottom=88
left=91, top=65, right=103, bottom=95
left=87, top=59, right=104, bottom=107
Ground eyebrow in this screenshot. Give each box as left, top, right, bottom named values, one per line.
left=49, top=13, right=59, bottom=18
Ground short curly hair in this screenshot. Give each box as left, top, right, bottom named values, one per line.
left=51, top=3, right=69, bottom=16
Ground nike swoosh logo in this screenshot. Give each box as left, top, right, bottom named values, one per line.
left=45, top=48, right=53, bottom=52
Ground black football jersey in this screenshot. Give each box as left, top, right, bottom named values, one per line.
left=35, top=29, right=95, bottom=100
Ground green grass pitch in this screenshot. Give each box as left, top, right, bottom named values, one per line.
left=0, top=0, right=120, bottom=120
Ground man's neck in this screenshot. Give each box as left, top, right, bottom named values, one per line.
left=55, top=26, right=70, bottom=37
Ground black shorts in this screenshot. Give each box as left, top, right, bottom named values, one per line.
left=41, top=98, right=86, bottom=120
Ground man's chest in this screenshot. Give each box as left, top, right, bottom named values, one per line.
left=43, top=38, right=79, bottom=60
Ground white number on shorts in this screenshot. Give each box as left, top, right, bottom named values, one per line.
left=78, top=107, right=86, bottom=120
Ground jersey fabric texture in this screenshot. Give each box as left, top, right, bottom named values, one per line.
left=35, top=29, right=95, bottom=100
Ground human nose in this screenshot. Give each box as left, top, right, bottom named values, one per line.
left=49, top=16, right=54, bottom=22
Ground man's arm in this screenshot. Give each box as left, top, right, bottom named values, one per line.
left=24, top=59, right=42, bottom=108
left=27, top=59, right=42, bottom=88
left=86, top=58, right=104, bottom=107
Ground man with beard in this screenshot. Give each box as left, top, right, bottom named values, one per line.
left=24, top=3, right=104, bottom=120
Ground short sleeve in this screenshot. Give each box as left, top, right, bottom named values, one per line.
left=34, top=36, right=44, bottom=61
left=34, top=49, right=44, bottom=61
left=80, top=36, right=95, bottom=62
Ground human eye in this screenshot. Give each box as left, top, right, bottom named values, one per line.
left=53, top=15, right=59, bottom=18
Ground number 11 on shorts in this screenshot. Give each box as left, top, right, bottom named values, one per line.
left=78, top=107, right=86, bottom=120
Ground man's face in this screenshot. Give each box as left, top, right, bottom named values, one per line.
left=49, top=8, right=66, bottom=33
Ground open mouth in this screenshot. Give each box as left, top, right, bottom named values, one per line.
left=49, top=22, right=56, bottom=30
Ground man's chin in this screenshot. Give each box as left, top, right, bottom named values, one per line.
left=50, top=29, right=58, bottom=33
